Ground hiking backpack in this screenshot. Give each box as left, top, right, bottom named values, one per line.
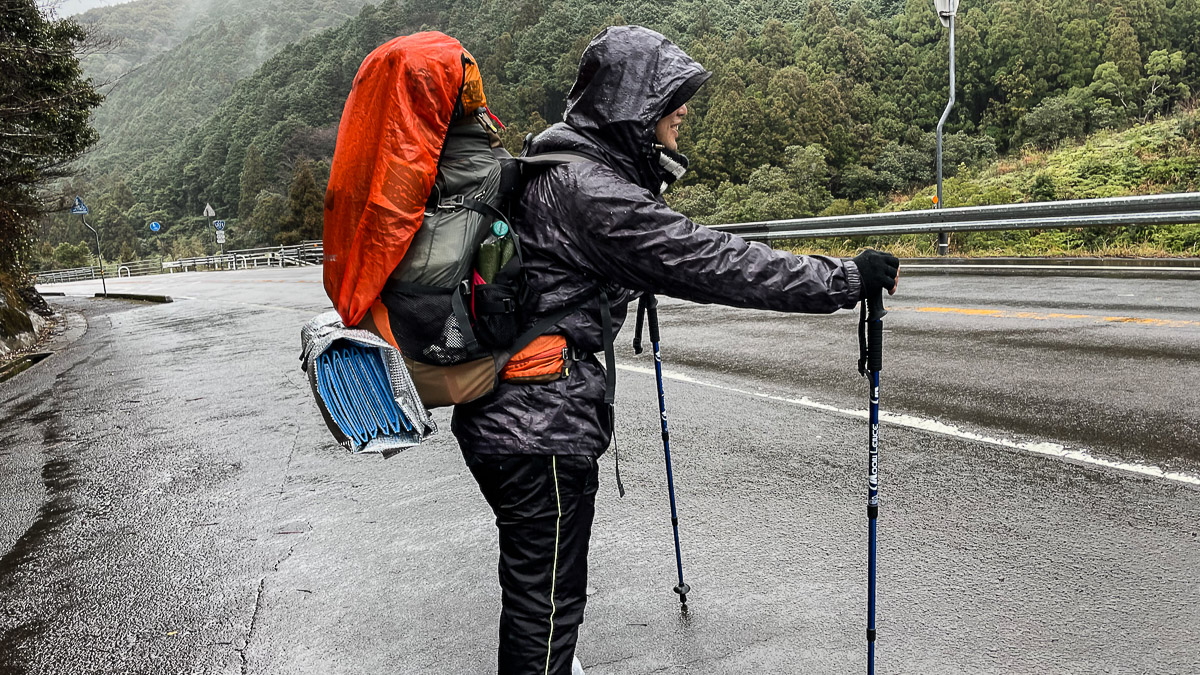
left=322, top=31, right=589, bottom=409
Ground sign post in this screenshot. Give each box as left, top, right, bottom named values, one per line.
left=933, top=0, right=960, bottom=256
left=213, top=219, right=226, bottom=254
left=73, top=196, right=106, bottom=297
left=151, top=221, right=163, bottom=266
left=203, top=203, right=217, bottom=256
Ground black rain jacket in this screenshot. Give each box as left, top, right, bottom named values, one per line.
left=452, top=26, right=862, bottom=456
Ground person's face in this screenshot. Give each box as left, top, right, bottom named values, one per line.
left=654, top=104, right=688, bottom=151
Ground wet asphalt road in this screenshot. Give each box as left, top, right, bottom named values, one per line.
left=1, top=267, right=1197, bottom=674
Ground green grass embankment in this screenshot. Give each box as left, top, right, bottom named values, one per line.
left=791, top=110, right=1200, bottom=258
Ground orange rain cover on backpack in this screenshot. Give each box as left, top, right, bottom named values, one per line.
left=323, top=32, right=488, bottom=327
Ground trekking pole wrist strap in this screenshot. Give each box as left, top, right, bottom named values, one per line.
left=646, top=295, right=661, bottom=343
left=857, top=301, right=869, bottom=376
left=633, top=296, right=647, bottom=354
left=599, top=290, right=616, bottom=405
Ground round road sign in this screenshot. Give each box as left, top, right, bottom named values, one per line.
left=150, top=221, right=161, bottom=232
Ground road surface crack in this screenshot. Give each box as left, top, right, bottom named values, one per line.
left=236, top=541, right=299, bottom=675
left=237, top=421, right=305, bottom=674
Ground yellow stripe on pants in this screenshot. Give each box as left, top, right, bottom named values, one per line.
left=544, top=457, right=563, bottom=675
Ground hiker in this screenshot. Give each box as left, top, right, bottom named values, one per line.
left=452, top=25, right=900, bottom=675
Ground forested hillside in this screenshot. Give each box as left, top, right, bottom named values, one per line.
left=76, top=0, right=374, bottom=179
left=74, top=0, right=192, bottom=86
left=37, top=0, right=1200, bottom=267
left=783, top=110, right=1200, bottom=257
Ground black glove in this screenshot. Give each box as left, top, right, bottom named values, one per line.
left=851, top=249, right=899, bottom=297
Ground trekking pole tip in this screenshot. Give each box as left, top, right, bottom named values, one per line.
left=674, top=582, right=690, bottom=611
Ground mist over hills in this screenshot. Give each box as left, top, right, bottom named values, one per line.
left=38, top=0, right=1200, bottom=265
left=76, top=0, right=373, bottom=178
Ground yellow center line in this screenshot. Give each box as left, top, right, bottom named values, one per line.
left=894, top=306, right=1200, bottom=328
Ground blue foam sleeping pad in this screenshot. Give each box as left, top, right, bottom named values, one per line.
left=315, top=344, right=412, bottom=445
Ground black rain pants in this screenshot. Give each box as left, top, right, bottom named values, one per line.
left=465, top=452, right=599, bottom=675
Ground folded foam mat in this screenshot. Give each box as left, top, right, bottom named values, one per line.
left=362, top=348, right=411, bottom=433
left=300, top=311, right=435, bottom=455
left=316, top=357, right=352, bottom=438
left=344, top=346, right=391, bottom=437
left=316, top=346, right=413, bottom=446
left=356, top=346, right=410, bottom=433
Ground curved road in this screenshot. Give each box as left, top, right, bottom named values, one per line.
left=0, top=267, right=1195, bottom=674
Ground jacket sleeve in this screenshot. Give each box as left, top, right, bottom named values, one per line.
left=560, top=165, right=862, bottom=313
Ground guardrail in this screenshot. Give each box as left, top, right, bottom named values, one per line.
left=114, top=259, right=163, bottom=277
left=165, top=242, right=324, bottom=271
left=33, top=193, right=1200, bottom=285
left=35, top=242, right=325, bottom=284
left=234, top=242, right=324, bottom=267
left=708, top=192, right=1200, bottom=241
left=34, top=265, right=102, bottom=284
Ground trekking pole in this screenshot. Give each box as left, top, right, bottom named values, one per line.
left=858, top=289, right=887, bottom=674
left=635, top=294, right=691, bottom=612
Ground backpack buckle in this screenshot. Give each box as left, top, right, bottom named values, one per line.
left=438, top=194, right=466, bottom=211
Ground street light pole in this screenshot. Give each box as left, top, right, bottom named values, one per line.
left=935, top=1, right=959, bottom=256
left=82, top=216, right=107, bottom=297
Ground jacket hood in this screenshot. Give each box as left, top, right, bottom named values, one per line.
left=548, top=26, right=710, bottom=191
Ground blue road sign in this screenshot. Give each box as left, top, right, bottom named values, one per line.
left=213, top=220, right=226, bottom=231
left=71, top=196, right=89, bottom=215
left=150, top=221, right=161, bottom=232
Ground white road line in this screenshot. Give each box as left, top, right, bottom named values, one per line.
left=905, top=263, right=1200, bottom=272
left=617, top=364, right=1200, bottom=487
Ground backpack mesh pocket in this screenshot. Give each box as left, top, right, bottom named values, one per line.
left=380, top=281, right=481, bottom=366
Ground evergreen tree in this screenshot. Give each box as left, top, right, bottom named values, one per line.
left=1059, top=17, right=1104, bottom=89
left=244, top=191, right=285, bottom=247
left=277, top=161, right=323, bottom=244
left=237, top=144, right=270, bottom=221
left=1104, top=9, right=1144, bottom=85
left=97, top=179, right=139, bottom=261
left=0, top=0, right=103, bottom=276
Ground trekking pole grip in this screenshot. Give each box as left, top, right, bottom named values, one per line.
left=867, top=291, right=886, bottom=373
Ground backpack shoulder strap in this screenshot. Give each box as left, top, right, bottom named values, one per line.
left=516, top=151, right=596, bottom=167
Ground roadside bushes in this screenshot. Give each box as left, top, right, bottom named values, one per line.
left=1017, top=94, right=1091, bottom=149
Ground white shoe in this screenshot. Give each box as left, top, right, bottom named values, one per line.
left=572, top=656, right=586, bottom=675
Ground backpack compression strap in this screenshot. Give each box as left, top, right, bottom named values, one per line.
left=598, top=289, right=625, bottom=496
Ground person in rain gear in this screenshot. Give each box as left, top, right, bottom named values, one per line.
left=454, top=25, right=900, bottom=675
